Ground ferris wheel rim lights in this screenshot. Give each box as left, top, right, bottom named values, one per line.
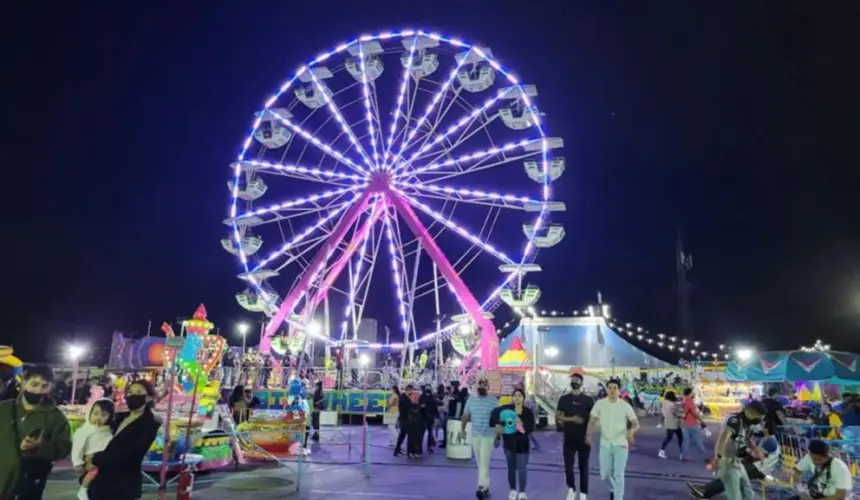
left=228, top=29, right=556, bottom=350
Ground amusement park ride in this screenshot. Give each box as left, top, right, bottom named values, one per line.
left=222, top=30, right=566, bottom=378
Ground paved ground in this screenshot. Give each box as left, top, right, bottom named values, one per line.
left=42, top=416, right=723, bottom=499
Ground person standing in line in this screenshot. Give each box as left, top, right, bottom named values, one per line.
left=658, top=391, right=683, bottom=459
left=393, top=384, right=414, bottom=457
left=556, top=373, right=594, bottom=500
left=441, top=381, right=464, bottom=448
left=586, top=378, right=639, bottom=500
left=461, top=377, right=499, bottom=499
left=387, top=385, right=401, bottom=447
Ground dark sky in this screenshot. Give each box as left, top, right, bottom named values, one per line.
left=4, top=1, right=859, bottom=363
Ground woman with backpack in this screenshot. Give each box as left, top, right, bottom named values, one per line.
left=658, top=391, right=684, bottom=459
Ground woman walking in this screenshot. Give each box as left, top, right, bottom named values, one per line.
left=658, top=391, right=684, bottom=459
left=491, top=388, right=536, bottom=500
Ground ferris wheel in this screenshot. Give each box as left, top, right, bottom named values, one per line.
left=222, top=30, right=567, bottom=371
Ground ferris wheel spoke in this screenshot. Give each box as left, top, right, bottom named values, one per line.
left=307, top=70, right=375, bottom=172
left=393, top=180, right=539, bottom=210
left=240, top=159, right=363, bottom=186
left=355, top=45, right=383, bottom=167
left=392, top=46, right=472, bottom=166
left=395, top=189, right=515, bottom=265
left=236, top=185, right=363, bottom=220
left=267, top=109, right=369, bottom=177
left=270, top=233, right=331, bottom=274
left=381, top=202, right=412, bottom=338
left=252, top=194, right=362, bottom=272
left=382, top=36, right=419, bottom=166
left=405, top=137, right=541, bottom=178
left=394, top=86, right=513, bottom=175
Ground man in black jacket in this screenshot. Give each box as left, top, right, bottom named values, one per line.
left=419, top=385, right=439, bottom=451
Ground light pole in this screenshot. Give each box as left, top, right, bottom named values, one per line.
left=238, top=323, right=249, bottom=354
left=67, top=344, right=85, bottom=404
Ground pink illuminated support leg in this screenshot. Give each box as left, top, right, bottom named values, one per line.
left=300, top=202, right=384, bottom=317
left=261, top=192, right=372, bottom=353
left=387, top=192, right=499, bottom=370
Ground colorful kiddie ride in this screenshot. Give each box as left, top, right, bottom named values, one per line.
left=237, top=377, right=310, bottom=458
left=142, top=305, right=232, bottom=473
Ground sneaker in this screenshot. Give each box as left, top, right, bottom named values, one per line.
left=508, top=490, right=517, bottom=500
left=517, top=492, right=527, bottom=500
left=393, top=450, right=403, bottom=457
left=565, top=488, right=576, bottom=500
left=658, top=449, right=667, bottom=459
left=476, top=488, right=485, bottom=500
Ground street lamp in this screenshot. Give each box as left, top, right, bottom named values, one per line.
left=66, top=344, right=86, bottom=404
left=237, top=323, right=249, bottom=354
left=736, top=348, right=754, bottom=362
left=307, top=321, right=322, bottom=337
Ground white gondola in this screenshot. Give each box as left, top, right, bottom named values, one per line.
left=222, top=215, right=265, bottom=228
left=498, top=263, right=542, bottom=274
left=500, top=285, right=541, bottom=308
left=500, top=106, right=540, bottom=130
left=346, top=55, right=384, bottom=81
left=220, top=235, right=263, bottom=256
left=458, top=65, right=495, bottom=93
left=238, top=269, right=279, bottom=282
left=523, top=223, right=565, bottom=248
left=524, top=157, right=565, bottom=182
left=401, top=51, right=439, bottom=80
left=227, top=177, right=268, bottom=201
left=253, top=108, right=292, bottom=149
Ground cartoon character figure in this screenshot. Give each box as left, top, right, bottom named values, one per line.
left=286, top=378, right=309, bottom=417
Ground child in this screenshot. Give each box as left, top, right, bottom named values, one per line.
left=71, top=399, right=115, bottom=500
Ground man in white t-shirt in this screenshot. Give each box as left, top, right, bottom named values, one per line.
left=586, top=378, right=639, bottom=500
left=790, top=439, right=852, bottom=500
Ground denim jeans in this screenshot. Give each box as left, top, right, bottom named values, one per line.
left=717, top=458, right=754, bottom=500
left=681, top=425, right=706, bottom=457
left=503, top=449, right=529, bottom=492
left=598, top=444, right=629, bottom=500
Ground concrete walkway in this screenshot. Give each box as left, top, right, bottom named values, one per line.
left=42, top=417, right=718, bottom=499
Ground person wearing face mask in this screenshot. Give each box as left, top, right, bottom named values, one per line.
left=0, top=365, right=72, bottom=500
left=85, top=380, right=161, bottom=500
left=419, top=385, right=438, bottom=452
left=461, top=377, right=499, bottom=499
left=712, top=400, right=766, bottom=500
left=556, top=373, right=594, bottom=500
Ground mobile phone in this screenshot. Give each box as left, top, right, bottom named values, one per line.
left=27, top=428, right=42, bottom=439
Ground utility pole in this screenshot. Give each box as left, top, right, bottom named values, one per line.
left=676, top=232, right=693, bottom=341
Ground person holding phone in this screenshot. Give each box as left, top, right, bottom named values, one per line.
left=0, top=365, right=72, bottom=500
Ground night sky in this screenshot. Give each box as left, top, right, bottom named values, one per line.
left=5, top=2, right=859, bottom=363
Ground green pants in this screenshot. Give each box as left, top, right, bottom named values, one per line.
left=718, top=458, right=754, bottom=500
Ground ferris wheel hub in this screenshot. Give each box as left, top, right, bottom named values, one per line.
left=366, top=171, right=393, bottom=193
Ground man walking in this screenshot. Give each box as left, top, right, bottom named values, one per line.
left=461, top=377, right=499, bottom=499
left=586, top=378, right=639, bottom=500
left=556, top=373, right=594, bottom=500
left=0, top=366, right=72, bottom=500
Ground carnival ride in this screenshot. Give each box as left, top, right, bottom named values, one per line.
left=222, top=29, right=566, bottom=385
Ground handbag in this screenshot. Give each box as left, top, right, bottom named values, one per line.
left=11, top=403, right=53, bottom=500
